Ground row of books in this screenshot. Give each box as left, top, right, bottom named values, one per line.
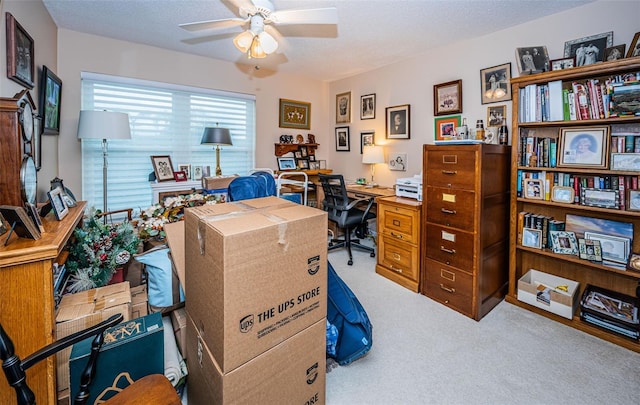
left=518, top=72, right=640, bottom=123
left=517, top=212, right=565, bottom=249
left=610, top=134, right=640, bottom=153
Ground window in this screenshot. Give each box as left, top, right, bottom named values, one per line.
left=80, top=73, right=256, bottom=215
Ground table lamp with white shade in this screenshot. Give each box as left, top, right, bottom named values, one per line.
left=362, top=145, right=385, bottom=187
left=201, top=125, right=233, bottom=176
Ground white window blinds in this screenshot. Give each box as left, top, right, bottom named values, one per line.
left=80, top=73, right=256, bottom=214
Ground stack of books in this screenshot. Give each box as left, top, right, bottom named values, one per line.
left=580, top=285, right=639, bottom=340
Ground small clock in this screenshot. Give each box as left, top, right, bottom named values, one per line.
left=19, top=101, right=34, bottom=143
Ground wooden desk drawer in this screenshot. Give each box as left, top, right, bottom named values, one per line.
left=422, top=258, right=473, bottom=317
left=425, top=187, right=475, bottom=229
left=425, top=224, right=474, bottom=271
left=426, top=150, right=476, bottom=189
left=378, top=203, right=419, bottom=244
left=378, top=236, right=419, bottom=282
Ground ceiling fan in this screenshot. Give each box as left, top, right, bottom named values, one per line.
left=179, top=0, right=338, bottom=59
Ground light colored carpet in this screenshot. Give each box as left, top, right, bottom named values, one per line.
left=325, top=247, right=640, bottom=405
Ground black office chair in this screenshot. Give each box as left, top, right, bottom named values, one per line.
left=319, top=174, right=376, bottom=266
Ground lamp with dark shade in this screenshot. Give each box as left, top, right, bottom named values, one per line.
left=77, top=110, right=131, bottom=218
left=201, top=125, right=233, bottom=176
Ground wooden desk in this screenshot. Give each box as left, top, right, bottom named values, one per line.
left=345, top=185, right=396, bottom=199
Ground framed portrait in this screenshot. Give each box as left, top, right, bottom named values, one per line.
left=299, top=145, right=308, bottom=157
left=557, top=126, right=609, bottom=169
left=277, top=157, right=296, bottom=171
left=151, top=155, right=175, bottom=182
left=563, top=31, right=613, bottom=66
left=628, top=189, right=640, bottom=211
left=360, top=131, right=374, bottom=154
left=294, top=151, right=302, bottom=159
left=579, top=238, right=603, bottom=262
left=360, top=93, right=376, bottom=120
left=487, top=105, right=506, bottom=127
left=192, top=165, right=204, bottom=180
left=515, top=47, right=549, bottom=74
left=336, top=91, right=351, bottom=124
left=522, top=228, right=542, bottom=249
left=47, top=186, right=69, bottom=221
left=388, top=153, right=407, bottom=171
left=626, top=252, right=640, bottom=272
left=604, top=45, right=626, bottom=62
left=174, top=171, right=188, bottom=182
left=434, top=115, right=460, bottom=140
left=626, top=32, right=640, bottom=58
left=5, top=13, right=34, bottom=89
left=611, top=153, right=640, bottom=171
left=480, top=63, right=511, bottom=104
left=40, top=66, right=62, bottom=135
left=308, top=154, right=316, bottom=162
left=549, top=231, right=578, bottom=255
left=177, top=164, right=191, bottom=180
left=550, top=57, right=575, bottom=71
left=523, top=178, right=544, bottom=199
left=335, top=126, right=350, bottom=151
left=279, top=99, right=311, bottom=130
left=551, top=186, right=575, bottom=204
left=296, top=158, right=310, bottom=170
left=386, top=104, right=410, bottom=139
left=584, top=231, right=630, bottom=264
left=580, top=188, right=620, bottom=209
left=434, top=80, right=462, bottom=116
left=309, top=161, right=320, bottom=170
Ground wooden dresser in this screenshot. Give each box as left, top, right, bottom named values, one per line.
left=421, top=144, right=510, bottom=320
left=0, top=202, right=86, bottom=404
left=376, top=196, right=422, bottom=292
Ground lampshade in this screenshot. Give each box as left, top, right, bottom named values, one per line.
left=362, top=145, right=385, bottom=164
left=233, top=31, right=254, bottom=53
left=77, top=110, right=131, bottom=140
left=258, top=31, right=278, bottom=54
left=201, top=126, right=233, bottom=146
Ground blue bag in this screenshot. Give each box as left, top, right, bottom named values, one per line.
left=326, top=261, right=373, bottom=365
left=227, top=171, right=276, bottom=201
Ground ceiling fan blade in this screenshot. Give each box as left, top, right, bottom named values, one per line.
left=179, top=17, right=247, bottom=32
left=270, top=7, right=338, bottom=25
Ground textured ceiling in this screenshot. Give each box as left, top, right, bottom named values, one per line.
left=42, top=0, right=593, bottom=82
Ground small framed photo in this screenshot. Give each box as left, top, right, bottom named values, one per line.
left=609, top=83, right=640, bottom=117
left=627, top=189, right=640, bottom=211
left=626, top=32, right=640, bottom=58
left=318, top=160, right=327, bottom=170
left=335, top=126, right=350, bottom=151
left=584, top=231, right=630, bottom=264
left=277, top=157, right=296, bottom=171
left=360, top=131, right=374, bottom=154
left=557, top=126, right=609, bottom=169
left=178, top=164, right=191, bottom=180
left=360, top=93, right=375, bottom=120
left=294, top=150, right=302, bottom=159
left=308, top=154, right=316, bottom=162
left=515, top=46, right=549, bottom=74
left=386, top=104, right=410, bottom=139
left=192, top=165, right=204, bottom=180
left=563, top=31, right=613, bottom=66
left=550, top=57, right=575, bottom=71
left=388, top=153, right=407, bottom=171
left=151, top=155, right=175, bottom=182
left=202, top=165, right=211, bottom=177
left=523, top=178, right=544, bottom=199
left=549, top=230, right=578, bottom=255
left=580, top=188, right=620, bottom=209
left=487, top=105, right=506, bottom=127
left=336, top=91, right=351, bottom=124
left=5, top=13, right=35, bottom=89
left=551, top=186, right=575, bottom=204
left=626, top=252, right=640, bottom=272
left=40, top=65, right=62, bottom=135
left=480, top=63, right=511, bottom=104
left=47, top=187, right=69, bottom=221
left=296, top=158, right=310, bottom=170
left=299, top=145, right=308, bottom=157
left=579, top=238, right=603, bottom=262
left=604, top=44, right=626, bottom=61
left=611, top=153, right=640, bottom=171
left=309, top=161, right=320, bottom=170
left=174, top=171, right=188, bottom=182
left=434, top=115, right=460, bottom=140
left=279, top=98, right=311, bottom=130
left=434, top=80, right=462, bottom=116
left=522, top=228, right=542, bottom=249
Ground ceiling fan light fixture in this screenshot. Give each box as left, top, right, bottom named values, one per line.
left=233, top=30, right=255, bottom=53
left=258, top=31, right=278, bottom=54
left=248, top=35, right=267, bottom=59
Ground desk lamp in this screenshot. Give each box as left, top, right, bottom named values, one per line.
left=77, top=110, right=131, bottom=218
left=201, top=125, right=233, bottom=176
left=362, top=145, right=385, bottom=188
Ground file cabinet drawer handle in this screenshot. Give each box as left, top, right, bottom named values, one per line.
left=441, top=170, right=457, bottom=175
left=440, top=246, right=455, bottom=254
left=439, top=284, right=455, bottom=293
left=441, top=208, right=456, bottom=214
left=390, top=232, right=403, bottom=239
left=390, top=265, right=403, bottom=273
left=392, top=219, right=401, bottom=226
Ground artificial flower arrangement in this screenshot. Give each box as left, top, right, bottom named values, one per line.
left=66, top=207, right=140, bottom=293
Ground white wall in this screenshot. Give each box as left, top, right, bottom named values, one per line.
left=329, top=0, right=640, bottom=188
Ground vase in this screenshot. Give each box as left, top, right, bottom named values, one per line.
left=108, top=265, right=128, bottom=285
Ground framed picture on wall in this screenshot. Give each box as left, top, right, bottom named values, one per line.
left=361, top=131, right=374, bottom=154
left=434, top=80, right=462, bottom=116
left=40, top=66, right=62, bottom=135
left=386, top=104, right=410, bottom=139
left=279, top=98, right=311, bottom=130
left=5, top=13, right=35, bottom=89
left=360, top=93, right=376, bottom=120
left=336, top=91, right=351, bottom=124
left=480, top=63, right=511, bottom=104
left=335, top=126, right=350, bottom=151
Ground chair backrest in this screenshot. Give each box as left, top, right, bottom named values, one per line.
left=318, top=174, right=352, bottom=227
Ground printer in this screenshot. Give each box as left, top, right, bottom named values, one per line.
left=395, top=174, right=422, bottom=201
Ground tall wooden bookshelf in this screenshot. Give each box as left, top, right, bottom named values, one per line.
left=507, top=58, right=640, bottom=352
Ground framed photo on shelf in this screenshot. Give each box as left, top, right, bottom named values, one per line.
left=296, top=158, right=310, bottom=170
left=609, top=83, right=640, bottom=117
left=480, top=63, right=511, bottom=104
left=5, top=13, right=35, bottom=88
left=550, top=57, right=575, bottom=71
left=584, top=231, right=630, bottom=264
left=336, top=91, right=351, bottom=124
left=549, top=231, right=578, bottom=255
left=604, top=45, right=626, bottom=61
left=523, top=178, right=544, bottom=199
left=177, top=164, right=191, bottom=180
left=360, top=93, right=375, bottom=120
left=433, top=115, right=460, bottom=140
left=434, top=80, right=462, bottom=116
left=360, top=131, right=374, bottom=154
left=551, top=186, right=575, bottom=204
left=522, top=228, right=542, bottom=249
left=515, top=46, right=549, bottom=74
left=192, top=165, right=203, bottom=180
left=40, top=65, right=62, bottom=135
left=174, top=171, right=188, bottom=182
left=279, top=99, right=311, bottom=130
left=626, top=252, right=640, bottom=272
left=309, top=161, right=320, bottom=170
left=277, top=157, right=296, bottom=171
left=563, top=31, right=613, bottom=66
left=487, top=105, right=506, bottom=127
left=610, top=153, right=640, bottom=171
left=578, top=238, right=603, bottom=262
left=627, top=189, right=640, bottom=211
left=580, top=188, right=619, bottom=209
left=335, top=126, right=350, bottom=151
left=47, top=187, right=69, bottom=221
left=557, top=126, right=609, bottom=169
left=151, top=155, right=175, bottom=182
left=386, top=104, right=410, bottom=139
left=626, top=31, right=640, bottom=58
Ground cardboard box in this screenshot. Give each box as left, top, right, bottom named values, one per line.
left=130, top=284, right=148, bottom=319
left=170, top=307, right=187, bottom=358
left=55, top=282, right=132, bottom=392
left=186, top=314, right=326, bottom=405
left=185, top=196, right=327, bottom=372
left=69, top=312, right=164, bottom=405
left=201, top=175, right=237, bottom=190
left=517, top=269, right=580, bottom=319
left=164, top=221, right=185, bottom=294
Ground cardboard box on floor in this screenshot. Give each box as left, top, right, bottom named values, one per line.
left=55, top=282, right=132, bottom=392
left=186, top=314, right=326, bottom=404
left=170, top=307, right=187, bottom=358
left=184, top=196, right=328, bottom=373
left=130, top=284, right=148, bottom=319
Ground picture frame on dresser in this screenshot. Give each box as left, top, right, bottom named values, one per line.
left=47, top=187, right=69, bottom=221
left=5, top=13, right=35, bottom=89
